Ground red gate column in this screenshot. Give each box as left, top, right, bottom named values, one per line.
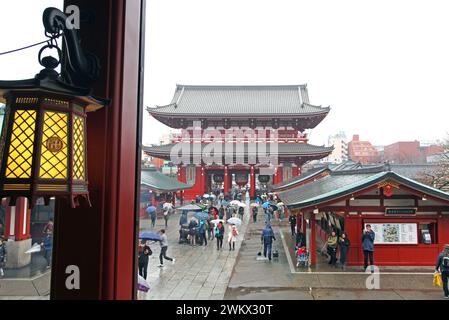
left=13, top=198, right=31, bottom=241
left=250, top=166, right=256, bottom=199
left=292, top=166, right=299, bottom=177
left=3, top=198, right=31, bottom=269
left=272, top=167, right=278, bottom=185
left=52, top=0, right=144, bottom=299
left=224, top=166, right=230, bottom=196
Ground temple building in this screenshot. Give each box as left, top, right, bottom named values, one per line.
left=276, top=162, right=449, bottom=267
left=144, top=85, right=333, bottom=200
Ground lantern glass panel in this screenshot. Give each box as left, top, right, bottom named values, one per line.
left=72, top=115, right=85, bottom=181
left=39, top=111, right=68, bottom=179
left=5, top=110, right=36, bottom=178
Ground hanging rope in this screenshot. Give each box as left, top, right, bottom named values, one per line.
left=0, top=34, right=62, bottom=57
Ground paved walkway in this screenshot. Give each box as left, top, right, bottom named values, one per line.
left=224, top=218, right=445, bottom=300
left=139, top=199, right=251, bottom=300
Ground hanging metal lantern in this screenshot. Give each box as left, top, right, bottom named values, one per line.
left=213, top=174, right=224, bottom=183
left=235, top=173, right=248, bottom=186
left=0, top=7, right=108, bottom=208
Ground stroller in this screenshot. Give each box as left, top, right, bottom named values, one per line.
left=296, top=247, right=309, bottom=267
left=179, top=224, right=190, bottom=244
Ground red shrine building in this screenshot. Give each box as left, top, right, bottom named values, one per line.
left=144, top=85, right=333, bottom=200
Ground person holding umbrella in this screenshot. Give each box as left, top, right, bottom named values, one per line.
left=228, top=224, right=239, bottom=251
left=188, top=218, right=198, bottom=246
left=198, top=220, right=208, bottom=246
left=158, top=229, right=175, bottom=267
left=215, top=221, right=225, bottom=250
left=252, top=205, right=258, bottom=223
left=146, top=204, right=157, bottom=228
left=238, top=206, right=244, bottom=220
left=179, top=210, right=188, bottom=226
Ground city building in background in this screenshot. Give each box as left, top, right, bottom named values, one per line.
left=324, top=131, right=348, bottom=164
left=348, top=134, right=380, bottom=164
left=384, top=141, right=444, bottom=164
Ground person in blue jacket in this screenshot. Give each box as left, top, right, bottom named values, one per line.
left=362, top=224, right=375, bottom=272
left=41, top=230, right=53, bottom=268
left=261, top=224, right=276, bottom=261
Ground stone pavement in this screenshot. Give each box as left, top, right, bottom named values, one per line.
left=138, top=199, right=251, bottom=300
left=224, top=218, right=445, bottom=300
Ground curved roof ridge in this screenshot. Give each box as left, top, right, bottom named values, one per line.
left=302, top=102, right=330, bottom=110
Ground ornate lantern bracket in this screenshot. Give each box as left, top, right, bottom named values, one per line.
left=0, top=7, right=109, bottom=208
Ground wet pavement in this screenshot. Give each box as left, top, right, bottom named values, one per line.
left=223, top=214, right=445, bottom=300
left=138, top=198, right=251, bottom=300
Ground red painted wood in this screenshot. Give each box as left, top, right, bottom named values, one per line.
left=182, top=166, right=203, bottom=200
left=250, top=166, right=256, bottom=199
left=224, top=166, right=230, bottom=195
left=51, top=0, right=143, bottom=299
left=292, top=166, right=299, bottom=177
left=310, top=218, right=316, bottom=265
left=14, top=198, right=30, bottom=241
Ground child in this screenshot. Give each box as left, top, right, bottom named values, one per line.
left=296, top=246, right=308, bottom=267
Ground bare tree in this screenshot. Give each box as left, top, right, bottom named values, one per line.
left=415, top=136, right=449, bottom=191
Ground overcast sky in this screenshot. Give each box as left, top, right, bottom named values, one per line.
left=1, top=1, right=448, bottom=147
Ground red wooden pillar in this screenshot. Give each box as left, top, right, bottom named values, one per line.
left=201, top=165, right=206, bottom=195
left=14, top=198, right=31, bottom=241
left=52, top=0, right=144, bottom=299
left=277, top=166, right=283, bottom=184
left=310, top=217, right=316, bottom=266
left=2, top=198, right=31, bottom=240
left=272, top=167, right=278, bottom=185
left=250, top=165, right=256, bottom=199
left=224, top=165, right=230, bottom=195
left=178, top=165, right=186, bottom=183
left=292, top=166, right=299, bottom=177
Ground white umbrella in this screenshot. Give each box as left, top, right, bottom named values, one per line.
left=227, top=217, right=242, bottom=226
left=25, top=243, right=41, bottom=254
left=237, top=202, right=247, bottom=208
left=210, top=219, right=224, bottom=225
left=230, top=200, right=240, bottom=206
left=250, top=203, right=259, bottom=207
left=203, top=194, right=210, bottom=198
left=163, top=202, right=173, bottom=210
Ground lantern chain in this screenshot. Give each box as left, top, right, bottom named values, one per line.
left=0, top=33, right=62, bottom=57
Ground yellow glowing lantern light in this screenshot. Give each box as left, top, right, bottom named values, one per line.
left=0, top=7, right=109, bottom=208
left=0, top=87, right=104, bottom=208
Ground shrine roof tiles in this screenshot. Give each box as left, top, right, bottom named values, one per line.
left=149, top=85, right=330, bottom=116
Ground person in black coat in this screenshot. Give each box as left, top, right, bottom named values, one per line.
left=138, top=245, right=152, bottom=280
left=188, top=219, right=198, bottom=246
left=289, top=215, right=297, bottom=236
left=435, top=244, right=449, bottom=298
left=338, top=232, right=350, bottom=270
